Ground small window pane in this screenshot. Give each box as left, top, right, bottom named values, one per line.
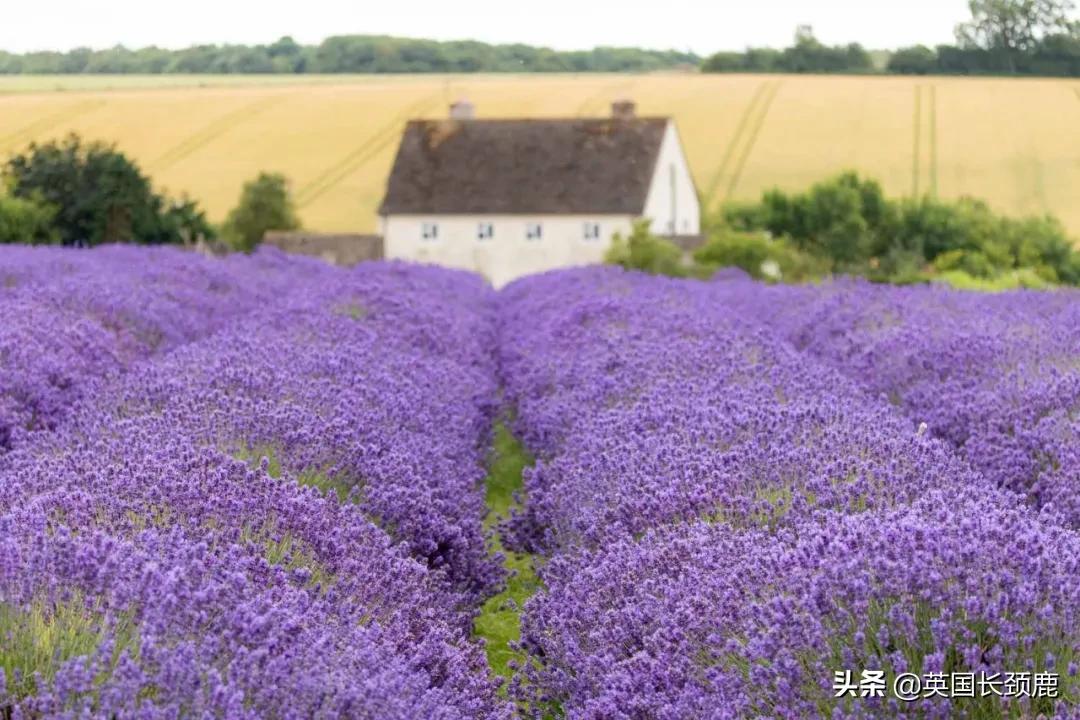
left=421, top=222, right=439, bottom=240
left=583, top=222, right=600, bottom=240
left=526, top=223, right=543, bottom=241
left=478, top=222, right=494, bottom=240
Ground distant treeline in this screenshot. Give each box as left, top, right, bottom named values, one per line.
left=885, top=39, right=1080, bottom=76
left=705, top=2, right=1080, bottom=78
left=0, top=36, right=699, bottom=75
left=3, top=0, right=1077, bottom=78
left=703, top=36, right=1080, bottom=77
left=701, top=31, right=878, bottom=74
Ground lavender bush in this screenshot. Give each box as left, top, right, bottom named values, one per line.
left=1, top=253, right=508, bottom=718
left=4, top=247, right=1077, bottom=718
left=709, top=279, right=1080, bottom=526
left=499, top=267, right=1080, bottom=718
left=0, top=245, right=329, bottom=452
left=520, top=489, right=1080, bottom=718
left=498, top=269, right=980, bottom=551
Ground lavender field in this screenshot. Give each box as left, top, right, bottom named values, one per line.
left=1, top=247, right=1078, bottom=719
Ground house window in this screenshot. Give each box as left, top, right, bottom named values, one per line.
left=421, top=222, right=439, bottom=241
left=477, top=222, right=494, bottom=241
left=583, top=222, right=601, bottom=240
left=525, top=222, right=543, bottom=241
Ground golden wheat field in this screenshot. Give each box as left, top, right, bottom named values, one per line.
left=1, top=73, right=1079, bottom=235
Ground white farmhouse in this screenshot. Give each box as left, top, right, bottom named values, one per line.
left=378, top=99, right=700, bottom=287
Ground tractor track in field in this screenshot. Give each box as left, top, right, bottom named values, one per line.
left=928, top=83, right=938, bottom=198
left=702, top=81, right=769, bottom=209
left=0, top=99, right=107, bottom=154
left=913, top=83, right=938, bottom=198
left=723, top=80, right=781, bottom=204
left=148, top=95, right=282, bottom=173
left=295, top=93, right=443, bottom=209
left=702, top=80, right=780, bottom=211
left=912, top=85, right=922, bottom=197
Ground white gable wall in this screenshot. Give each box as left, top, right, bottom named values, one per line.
left=382, top=214, right=635, bottom=288
left=641, top=121, right=701, bottom=236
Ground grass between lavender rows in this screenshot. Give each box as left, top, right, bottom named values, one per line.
left=474, top=422, right=540, bottom=688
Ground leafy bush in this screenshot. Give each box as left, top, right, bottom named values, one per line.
left=0, top=193, right=57, bottom=245
left=694, top=230, right=828, bottom=282
left=749, top=172, right=894, bottom=271
left=3, top=134, right=213, bottom=246
left=728, top=171, right=1080, bottom=286
left=605, top=220, right=687, bottom=277
left=932, top=248, right=997, bottom=278
left=935, top=267, right=1055, bottom=291
left=221, top=172, right=300, bottom=252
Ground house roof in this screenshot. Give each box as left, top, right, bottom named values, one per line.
left=378, top=117, right=670, bottom=216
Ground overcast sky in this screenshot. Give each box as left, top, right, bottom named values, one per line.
left=3, top=0, right=974, bottom=54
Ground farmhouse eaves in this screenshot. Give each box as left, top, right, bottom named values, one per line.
left=378, top=117, right=670, bottom=216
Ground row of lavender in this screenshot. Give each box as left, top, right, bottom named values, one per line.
left=0, top=245, right=330, bottom=452
left=710, top=279, right=1080, bottom=529
left=499, top=268, right=1080, bottom=718
left=1, top=249, right=509, bottom=717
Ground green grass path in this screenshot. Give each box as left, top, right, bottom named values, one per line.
left=474, top=422, right=540, bottom=686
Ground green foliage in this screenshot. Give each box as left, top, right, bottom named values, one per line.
left=221, top=172, right=300, bottom=253
left=703, top=10, right=1079, bottom=77
left=887, top=45, right=939, bottom=73
left=235, top=443, right=355, bottom=504
left=0, top=595, right=138, bottom=702
left=605, top=220, right=688, bottom=278
left=703, top=28, right=874, bottom=75
left=0, top=36, right=699, bottom=75
left=3, top=135, right=213, bottom=246
left=933, top=248, right=998, bottom=277
left=723, top=171, right=1080, bottom=286
left=693, top=230, right=829, bottom=282
left=0, top=192, right=58, bottom=245
left=751, top=172, right=894, bottom=271
left=956, top=0, right=1076, bottom=53
left=897, top=0, right=1080, bottom=77
left=474, top=423, right=541, bottom=689
left=936, top=267, right=1055, bottom=291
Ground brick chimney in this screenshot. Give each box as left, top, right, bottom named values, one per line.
left=611, top=99, right=637, bottom=120
left=450, top=99, right=475, bottom=120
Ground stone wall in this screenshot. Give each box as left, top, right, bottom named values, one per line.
left=262, top=232, right=384, bottom=266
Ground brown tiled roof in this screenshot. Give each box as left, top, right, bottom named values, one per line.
left=378, top=117, right=669, bottom=216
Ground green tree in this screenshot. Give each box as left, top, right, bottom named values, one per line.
left=887, top=45, right=940, bottom=73
left=755, top=172, right=892, bottom=270
left=160, top=196, right=216, bottom=247
left=222, top=172, right=300, bottom=252
left=3, top=134, right=207, bottom=246
left=701, top=52, right=746, bottom=72
left=0, top=193, right=58, bottom=245
left=957, top=0, right=1077, bottom=51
